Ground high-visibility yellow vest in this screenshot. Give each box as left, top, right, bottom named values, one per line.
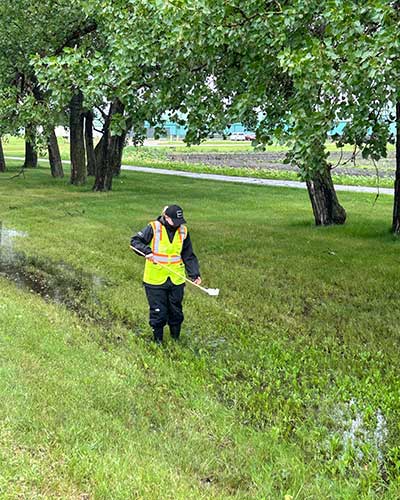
left=143, top=221, right=187, bottom=285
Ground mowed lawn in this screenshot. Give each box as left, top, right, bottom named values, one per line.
left=0, top=161, right=400, bottom=499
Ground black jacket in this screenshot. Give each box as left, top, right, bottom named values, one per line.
left=131, top=216, right=201, bottom=281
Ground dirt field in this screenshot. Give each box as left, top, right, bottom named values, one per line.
left=167, top=151, right=396, bottom=178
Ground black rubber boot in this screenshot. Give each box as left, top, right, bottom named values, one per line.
left=153, top=327, right=164, bottom=344
left=169, top=324, right=181, bottom=340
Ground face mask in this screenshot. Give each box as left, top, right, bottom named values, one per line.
left=163, top=216, right=177, bottom=228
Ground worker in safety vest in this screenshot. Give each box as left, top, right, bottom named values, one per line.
left=131, top=205, right=201, bottom=343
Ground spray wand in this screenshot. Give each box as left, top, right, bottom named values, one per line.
left=130, top=245, right=220, bottom=297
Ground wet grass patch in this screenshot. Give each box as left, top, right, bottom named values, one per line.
left=1, top=249, right=103, bottom=316
left=0, top=232, right=142, bottom=342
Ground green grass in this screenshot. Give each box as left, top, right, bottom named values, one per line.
left=1, top=161, right=400, bottom=498
left=2, top=135, right=395, bottom=190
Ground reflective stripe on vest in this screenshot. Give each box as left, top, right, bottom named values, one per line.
left=150, top=221, right=186, bottom=263
left=151, top=221, right=163, bottom=254
left=178, top=225, right=186, bottom=242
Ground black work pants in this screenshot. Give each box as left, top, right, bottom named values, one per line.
left=144, top=282, right=185, bottom=333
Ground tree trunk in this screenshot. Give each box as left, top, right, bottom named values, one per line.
left=306, top=165, right=346, bottom=226
left=47, top=129, right=64, bottom=178
left=93, top=99, right=125, bottom=191
left=70, top=91, right=86, bottom=185
left=94, top=133, right=104, bottom=171
left=112, top=131, right=127, bottom=177
left=392, top=101, right=400, bottom=234
left=23, top=126, right=38, bottom=168
left=0, top=137, right=5, bottom=172
left=24, top=141, right=38, bottom=168
left=93, top=118, right=127, bottom=178
left=85, top=111, right=96, bottom=176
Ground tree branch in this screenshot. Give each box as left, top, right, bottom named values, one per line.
left=39, top=21, right=98, bottom=57
left=7, top=167, right=25, bottom=180
left=95, top=105, right=108, bottom=121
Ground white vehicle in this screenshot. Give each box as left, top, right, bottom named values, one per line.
left=229, top=132, right=247, bottom=141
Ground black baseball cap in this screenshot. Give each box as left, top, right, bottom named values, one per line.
left=164, top=205, right=186, bottom=225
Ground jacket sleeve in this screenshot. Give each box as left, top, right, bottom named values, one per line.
left=181, top=232, right=200, bottom=279
left=130, top=224, right=154, bottom=257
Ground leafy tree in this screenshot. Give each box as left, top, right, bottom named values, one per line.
left=278, top=0, right=400, bottom=232
left=0, top=0, right=95, bottom=178
left=35, top=0, right=226, bottom=190
left=201, top=0, right=399, bottom=228
left=157, top=0, right=348, bottom=225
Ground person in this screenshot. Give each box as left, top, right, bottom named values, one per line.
left=130, top=205, right=201, bottom=343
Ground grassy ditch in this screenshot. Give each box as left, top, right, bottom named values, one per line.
left=1, top=162, right=400, bottom=498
